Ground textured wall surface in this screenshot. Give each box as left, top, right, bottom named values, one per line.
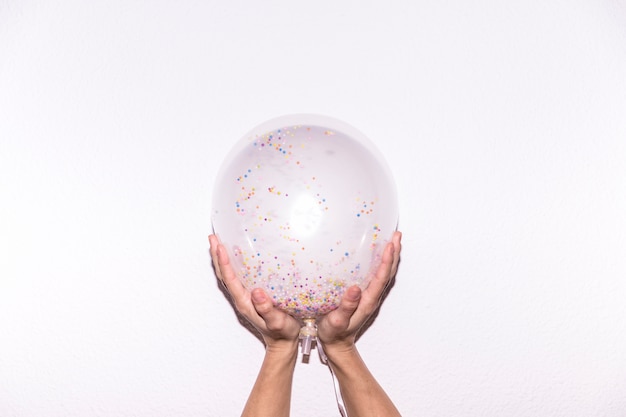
left=1, top=1, right=626, bottom=416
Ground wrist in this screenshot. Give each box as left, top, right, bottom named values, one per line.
left=264, top=339, right=299, bottom=358
left=320, top=341, right=359, bottom=365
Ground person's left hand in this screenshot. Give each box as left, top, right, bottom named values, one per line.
left=317, top=231, right=402, bottom=355
left=209, top=234, right=301, bottom=353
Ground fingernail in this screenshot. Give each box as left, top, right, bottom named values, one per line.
left=251, top=289, right=266, bottom=303
left=345, top=286, right=361, bottom=301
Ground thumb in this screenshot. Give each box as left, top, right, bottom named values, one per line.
left=329, top=285, right=362, bottom=329
left=250, top=288, right=288, bottom=332
left=251, top=288, right=274, bottom=316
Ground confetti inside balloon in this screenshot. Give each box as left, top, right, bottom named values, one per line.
left=212, top=115, right=398, bottom=323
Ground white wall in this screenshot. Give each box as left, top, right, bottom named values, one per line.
left=1, top=1, right=625, bottom=416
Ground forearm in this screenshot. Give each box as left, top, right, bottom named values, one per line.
left=325, top=346, right=401, bottom=417
left=241, top=342, right=298, bottom=417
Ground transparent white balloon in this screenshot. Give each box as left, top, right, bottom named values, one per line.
left=212, top=115, right=398, bottom=325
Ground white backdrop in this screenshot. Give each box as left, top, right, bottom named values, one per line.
left=2, top=1, right=626, bottom=416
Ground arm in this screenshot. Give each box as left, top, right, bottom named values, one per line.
left=240, top=305, right=298, bottom=417
left=209, top=235, right=301, bottom=417
left=317, top=231, right=402, bottom=417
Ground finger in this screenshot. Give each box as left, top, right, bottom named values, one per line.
left=250, top=288, right=274, bottom=316
left=369, top=241, right=396, bottom=295
left=214, top=244, right=270, bottom=328
left=208, top=235, right=222, bottom=279
left=215, top=242, right=248, bottom=299
left=326, top=285, right=362, bottom=330
left=389, top=231, right=402, bottom=278
left=357, top=241, right=395, bottom=315
left=250, top=288, right=289, bottom=333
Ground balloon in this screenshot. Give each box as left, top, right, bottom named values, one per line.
left=212, top=115, right=398, bottom=321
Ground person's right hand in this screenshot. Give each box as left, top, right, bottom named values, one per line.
left=317, top=231, right=402, bottom=355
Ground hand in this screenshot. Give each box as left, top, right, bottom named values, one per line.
left=317, top=231, right=402, bottom=354
left=209, top=234, right=301, bottom=352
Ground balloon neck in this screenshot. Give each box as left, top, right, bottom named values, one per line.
left=299, top=318, right=318, bottom=356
